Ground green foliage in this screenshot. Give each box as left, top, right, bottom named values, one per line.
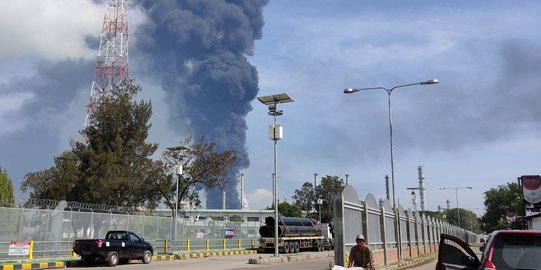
left=442, top=208, right=482, bottom=233
left=316, top=176, right=345, bottom=223
left=420, top=210, right=446, bottom=221
left=0, top=167, right=15, bottom=207
left=21, top=79, right=165, bottom=208
left=481, top=182, right=523, bottom=233
left=160, top=137, right=240, bottom=214
left=292, top=182, right=316, bottom=214
left=266, top=201, right=303, bottom=217
left=292, top=175, right=345, bottom=223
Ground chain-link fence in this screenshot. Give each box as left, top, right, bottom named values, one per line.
left=0, top=207, right=267, bottom=260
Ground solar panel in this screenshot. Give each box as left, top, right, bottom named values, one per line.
left=257, top=93, right=293, bottom=105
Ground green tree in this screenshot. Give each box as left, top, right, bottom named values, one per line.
left=420, top=210, right=446, bottom=222
left=443, top=209, right=481, bottom=232
left=315, top=176, right=345, bottom=223
left=292, top=182, right=316, bottom=217
left=266, top=200, right=303, bottom=217
left=0, top=167, right=15, bottom=207
left=160, top=137, right=239, bottom=214
left=22, top=79, right=165, bottom=208
left=292, top=175, right=345, bottom=222
left=481, top=182, right=523, bottom=233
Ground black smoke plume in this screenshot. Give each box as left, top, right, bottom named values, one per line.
left=135, top=0, right=269, bottom=208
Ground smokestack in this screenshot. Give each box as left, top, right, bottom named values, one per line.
left=418, top=165, right=426, bottom=211
left=385, top=175, right=390, bottom=201
left=136, top=0, right=269, bottom=209
left=240, top=173, right=244, bottom=210
left=222, top=190, right=226, bottom=210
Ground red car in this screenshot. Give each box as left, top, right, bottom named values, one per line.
left=436, top=230, right=541, bottom=270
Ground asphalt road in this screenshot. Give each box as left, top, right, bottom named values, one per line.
left=65, top=249, right=447, bottom=270
left=69, top=253, right=334, bottom=270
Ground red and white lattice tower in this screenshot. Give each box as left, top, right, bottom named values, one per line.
left=84, top=0, right=129, bottom=128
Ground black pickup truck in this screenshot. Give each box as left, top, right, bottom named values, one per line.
left=72, top=230, right=153, bottom=266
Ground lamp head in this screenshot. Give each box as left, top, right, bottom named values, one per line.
left=421, top=79, right=439, bottom=85
left=344, top=88, right=355, bottom=94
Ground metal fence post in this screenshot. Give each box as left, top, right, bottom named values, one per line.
left=380, top=205, right=388, bottom=266
left=334, top=192, right=345, bottom=267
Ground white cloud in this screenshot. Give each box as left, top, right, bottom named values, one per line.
left=246, top=188, right=272, bottom=210
left=0, top=0, right=148, bottom=62
left=0, top=0, right=103, bottom=61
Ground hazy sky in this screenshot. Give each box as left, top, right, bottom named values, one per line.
left=1, top=0, right=541, bottom=216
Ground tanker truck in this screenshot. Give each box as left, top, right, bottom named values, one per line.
left=258, top=216, right=334, bottom=254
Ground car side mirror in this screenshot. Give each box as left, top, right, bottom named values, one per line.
left=479, top=245, right=485, bottom=252
left=140, top=238, right=145, bottom=242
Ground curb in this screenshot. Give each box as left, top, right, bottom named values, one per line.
left=1, top=262, right=66, bottom=270
left=248, top=251, right=334, bottom=264
left=0, top=249, right=258, bottom=270
left=377, top=253, right=438, bottom=270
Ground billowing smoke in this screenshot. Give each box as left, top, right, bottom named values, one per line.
left=135, top=0, right=269, bottom=208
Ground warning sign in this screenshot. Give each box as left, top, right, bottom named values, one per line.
left=8, top=242, right=31, bottom=256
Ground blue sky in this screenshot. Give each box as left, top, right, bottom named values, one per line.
left=1, top=0, right=541, bottom=216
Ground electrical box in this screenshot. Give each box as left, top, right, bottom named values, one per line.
left=268, top=124, right=283, bottom=140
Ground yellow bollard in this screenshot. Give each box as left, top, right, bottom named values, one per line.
left=186, top=239, right=190, bottom=252
left=71, top=241, right=77, bottom=257
left=251, top=239, right=255, bottom=249
left=237, top=239, right=241, bottom=249
left=223, top=239, right=226, bottom=250
left=164, top=240, right=169, bottom=254
left=28, top=241, right=34, bottom=259
left=205, top=239, right=209, bottom=251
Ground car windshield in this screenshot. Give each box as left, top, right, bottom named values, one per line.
left=490, top=234, right=541, bottom=270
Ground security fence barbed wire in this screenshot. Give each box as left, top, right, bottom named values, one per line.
left=22, top=199, right=154, bottom=215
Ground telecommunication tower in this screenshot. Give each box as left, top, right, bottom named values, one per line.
left=84, top=0, right=129, bottom=128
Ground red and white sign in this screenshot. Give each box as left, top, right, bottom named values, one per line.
left=521, top=175, right=541, bottom=204
left=8, top=242, right=30, bottom=256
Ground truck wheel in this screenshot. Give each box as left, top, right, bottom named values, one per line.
left=107, top=251, right=119, bottom=267
left=312, top=240, right=319, bottom=251
left=283, top=241, right=290, bottom=254
left=294, top=241, right=300, bottom=253
left=326, top=243, right=332, bottom=251
left=142, top=250, right=152, bottom=264
left=288, top=242, right=295, bottom=253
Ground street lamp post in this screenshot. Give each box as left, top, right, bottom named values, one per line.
left=440, top=186, right=473, bottom=228
left=314, top=173, right=318, bottom=217
left=257, top=93, right=294, bottom=257
left=344, top=79, right=438, bottom=209
left=166, top=145, right=189, bottom=241
left=344, top=79, right=438, bottom=261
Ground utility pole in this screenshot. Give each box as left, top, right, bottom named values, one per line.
left=84, top=0, right=129, bottom=132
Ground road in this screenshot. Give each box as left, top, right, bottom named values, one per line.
left=68, top=254, right=333, bottom=270
left=70, top=253, right=334, bottom=270
left=66, top=253, right=441, bottom=270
